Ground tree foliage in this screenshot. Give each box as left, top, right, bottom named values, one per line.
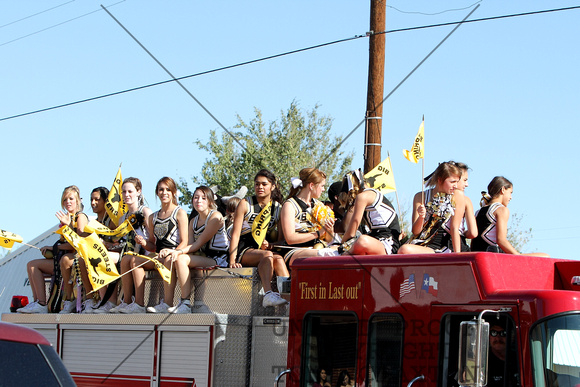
left=506, top=211, right=532, bottom=252
left=178, top=101, right=354, bottom=208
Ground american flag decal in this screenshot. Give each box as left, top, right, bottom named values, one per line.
left=399, top=274, right=415, bottom=299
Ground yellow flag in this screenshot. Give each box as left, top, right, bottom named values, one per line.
left=125, top=251, right=171, bottom=283
left=56, top=226, right=120, bottom=292
left=0, top=229, right=23, bottom=249
left=364, top=157, right=397, bottom=193
left=84, top=215, right=135, bottom=238
left=105, top=166, right=126, bottom=227
left=251, top=201, right=272, bottom=247
left=403, top=119, right=424, bottom=163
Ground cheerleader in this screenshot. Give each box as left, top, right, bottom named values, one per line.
left=340, top=169, right=401, bottom=255
left=280, top=168, right=334, bottom=268
left=166, top=186, right=230, bottom=314
left=229, top=169, right=288, bottom=307
left=18, top=186, right=88, bottom=314
left=472, top=176, right=548, bottom=256
left=398, top=161, right=465, bottom=254
left=130, top=177, right=189, bottom=314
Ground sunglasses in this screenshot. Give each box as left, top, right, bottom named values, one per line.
left=490, top=330, right=507, bottom=337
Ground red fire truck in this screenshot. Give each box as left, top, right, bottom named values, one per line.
left=279, top=252, right=580, bottom=387
left=3, top=252, right=580, bottom=387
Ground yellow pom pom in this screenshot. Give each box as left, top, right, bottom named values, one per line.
left=312, top=202, right=335, bottom=230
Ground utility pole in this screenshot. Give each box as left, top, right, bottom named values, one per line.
left=364, top=0, right=386, bottom=174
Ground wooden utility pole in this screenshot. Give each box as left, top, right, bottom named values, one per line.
left=364, top=0, right=386, bottom=174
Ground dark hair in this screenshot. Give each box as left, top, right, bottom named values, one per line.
left=327, top=181, right=343, bottom=205
left=193, top=186, right=217, bottom=210
left=317, top=368, right=329, bottom=383
left=155, top=176, right=178, bottom=205
left=225, top=196, right=241, bottom=228
left=336, top=370, right=351, bottom=387
left=425, top=161, right=462, bottom=188
left=91, top=186, right=109, bottom=201
left=287, top=167, right=327, bottom=199
left=255, top=169, right=283, bottom=203
left=481, top=176, right=513, bottom=206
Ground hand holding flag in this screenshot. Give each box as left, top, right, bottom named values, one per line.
left=56, top=226, right=121, bottom=292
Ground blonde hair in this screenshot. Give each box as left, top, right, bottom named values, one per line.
left=61, top=185, right=82, bottom=213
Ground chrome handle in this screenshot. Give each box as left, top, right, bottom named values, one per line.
left=407, top=375, right=425, bottom=387
left=275, top=368, right=291, bottom=387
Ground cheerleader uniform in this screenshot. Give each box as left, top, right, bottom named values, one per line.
left=233, top=196, right=282, bottom=263
left=122, top=205, right=150, bottom=255
left=409, top=189, right=464, bottom=253
left=471, top=202, right=503, bottom=252
left=282, top=196, right=321, bottom=263
left=361, top=188, right=401, bottom=254
left=153, top=206, right=182, bottom=252
left=191, top=210, right=229, bottom=267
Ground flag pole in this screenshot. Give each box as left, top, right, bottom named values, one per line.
left=421, top=158, right=425, bottom=205
left=22, top=242, right=40, bottom=250
left=421, top=115, right=425, bottom=204
left=87, top=258, right=157, bottom=296
left=387, top=151, right=403, bottom=218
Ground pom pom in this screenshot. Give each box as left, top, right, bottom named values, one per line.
left=311, top=202, right=335, bottom=230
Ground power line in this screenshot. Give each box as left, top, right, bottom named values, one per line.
left=387, top=1, right=482, bottom=16
left=374, top=4, right=580, bottom=36
left=0, top=0, right=75, bottom=30
left=1, top=4, right=579, bottom=123
left=0, top=0, right=125, bottom=48
left=0, top=34, right=365, bottom=122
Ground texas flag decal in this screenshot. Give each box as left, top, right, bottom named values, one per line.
left=422, top=273, right=438, bottom=296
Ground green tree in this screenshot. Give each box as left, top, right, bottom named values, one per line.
left=178, top=101, right=354, bottom=208
left=507, top=211, right=532, bottom=252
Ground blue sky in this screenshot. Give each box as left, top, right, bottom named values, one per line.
left=1, top=1, right=578, bottom=259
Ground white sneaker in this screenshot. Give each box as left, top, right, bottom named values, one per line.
left=168, top=301, right=191, bottom=314
left=263, top=291, right=287, bottom=307
left=93, top=301, right=116, bottom=314
left=18, top=301, right=48, bottom=314
left=109, top=302, right=129, bottom=314
left=59, top=300, right=75, bottom=314
left=120, top=302, right=146, bottom=314
left=146, top=302, right=170, bottom=313
left=81, top=298, right=97, bottom=314
left=16, top=301, right=35, bottom=313
left=191, top=302, right=212, bottom=314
